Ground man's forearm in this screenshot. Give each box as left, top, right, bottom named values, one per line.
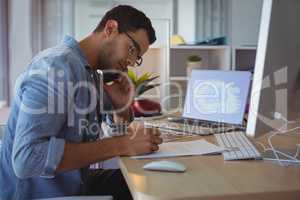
left=56, top=136, right=126, bottom=173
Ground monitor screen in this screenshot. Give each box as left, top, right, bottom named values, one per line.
left=246, top=0, right=300, bottom=137
left=183, top=70, right=252, bottom=125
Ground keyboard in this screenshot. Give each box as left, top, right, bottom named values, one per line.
left=215, top=131, right=262, bottom=161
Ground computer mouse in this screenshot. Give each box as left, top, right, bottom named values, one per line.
left=143, top=160, right=186, bottom=172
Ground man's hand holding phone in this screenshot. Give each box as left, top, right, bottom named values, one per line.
left=102, top=71, right=135, bottom=123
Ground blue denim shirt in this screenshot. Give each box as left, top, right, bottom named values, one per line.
left=0, top=36, right=116, bottom=199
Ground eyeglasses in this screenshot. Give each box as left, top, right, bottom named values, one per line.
left=124, top=32, right=143, bottom=67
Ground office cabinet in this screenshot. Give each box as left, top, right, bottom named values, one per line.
left=168, top=45, right=231, bottom=110
left=232, top=46, right=257, bottom=71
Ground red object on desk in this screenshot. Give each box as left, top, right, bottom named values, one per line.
left=131, top=98, right=161, bottom=117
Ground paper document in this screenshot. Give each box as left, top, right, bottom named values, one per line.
left=132, top=139, right=225, bottom=159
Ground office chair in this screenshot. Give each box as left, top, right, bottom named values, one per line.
left=37, top=195, right=113, bottom=200
left=0, top=125, right=4, bottom=155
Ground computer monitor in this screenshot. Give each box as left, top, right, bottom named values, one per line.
left=246, top=0, right=300, bottom=137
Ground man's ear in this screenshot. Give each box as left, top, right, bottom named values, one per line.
left=104, top=20, right=119, bottom=38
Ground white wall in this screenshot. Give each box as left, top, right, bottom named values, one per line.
left=75, top=0, right=174, bottom=41
left=9, top=0, right=33, bottom=102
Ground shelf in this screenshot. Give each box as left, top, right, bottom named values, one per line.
left=170, top=77, right=188, bottom=81
left=149, top=46, right=168, bottom=49
left=233, top=45, right=257, bottom=50
left=171, top=45, right=230, bottom=50
left=170, top=46, right=231, bottom=76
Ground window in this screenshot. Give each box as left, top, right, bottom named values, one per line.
left=196, top=0, right=228, bottom=41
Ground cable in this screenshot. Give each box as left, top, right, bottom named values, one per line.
left=294, top=144, right=300, bottom=158
left=259, top=115, right=300, bottom=166
left=264, top=148, right=300, bottom=162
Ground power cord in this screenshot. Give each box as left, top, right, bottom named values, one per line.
left=256, top=113, right=300, bottom=166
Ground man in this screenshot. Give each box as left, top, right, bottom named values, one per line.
left=0, top=5, right=162, bottom=200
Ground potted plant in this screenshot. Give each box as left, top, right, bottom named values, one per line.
left=127, top=69, right=162, bottom=117
left=186, top=55, right=202, bottom=77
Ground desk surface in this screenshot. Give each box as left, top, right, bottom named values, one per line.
left=119, top=126, right=300, bottom=200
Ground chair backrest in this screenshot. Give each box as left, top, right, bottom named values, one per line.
left=0, top=101, right=7, bottom=109
left=0, top=106, right=9, bottom=141
left=37, top=196, right=113, bottom=200
left=0, top=125, right=3, bottom=155
left=0, top=125, right=4, bottom=140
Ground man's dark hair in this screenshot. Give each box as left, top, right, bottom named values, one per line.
left=93, top=5, right=156, bottom=44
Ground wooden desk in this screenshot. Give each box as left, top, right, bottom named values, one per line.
left=119, top=126, right=300, bottom=200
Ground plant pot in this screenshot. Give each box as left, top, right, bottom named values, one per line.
left=186, top=61, right=202, bottom=77
left=131, top=98, right=162, bottom=117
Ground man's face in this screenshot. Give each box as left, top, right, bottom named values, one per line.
left=98, top=27, right=150, bottom=73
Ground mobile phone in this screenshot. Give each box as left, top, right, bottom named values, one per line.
left=102, top=72, right=120, bottom=83
left=96, top=70, right=115, bottom=113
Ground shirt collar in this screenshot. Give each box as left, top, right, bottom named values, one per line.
left=62, top=35, right=90, bottom=68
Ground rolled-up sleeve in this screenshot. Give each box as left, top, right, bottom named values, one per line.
left=12, top=61, right=70, bottom=179
left=42, top=137, right=65, bottom=178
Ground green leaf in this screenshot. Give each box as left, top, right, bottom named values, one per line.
left=137, top=83, right=160, bottom=96
left=127, top=69, right=137, bottom=85
left=140, top=75, right=159, bottom=86
left=136, top=72, right=151, bottom=86
left=127, top=70, right=160, bottom=96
